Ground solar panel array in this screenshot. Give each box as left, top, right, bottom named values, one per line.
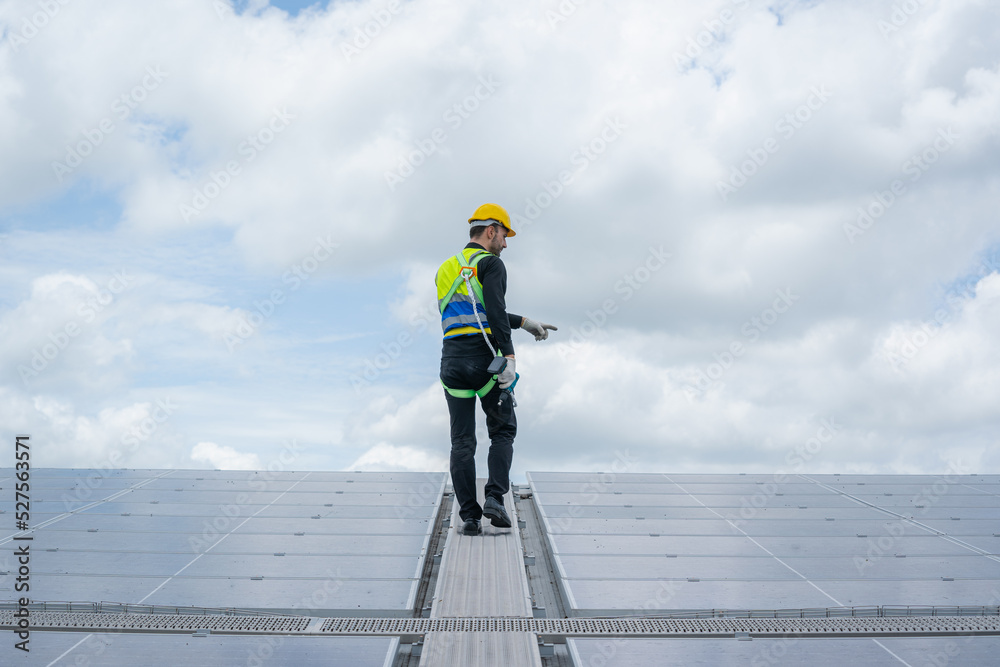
left=0, top=469, right=445, bottom=665
left=527, top=471, right=1000, bottom=665
left=4, top=469, right=1000, bottom=665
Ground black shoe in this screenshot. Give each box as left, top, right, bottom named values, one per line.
left=482, top=496, right=511, bottom=528
left=461, top=518, right=482, bottom=535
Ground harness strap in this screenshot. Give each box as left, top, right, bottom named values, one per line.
left=439, top=250, right=488, bottom=315
left=462, top=267, right=496, bottom=356
left=441, top=376, right=497, bottom=399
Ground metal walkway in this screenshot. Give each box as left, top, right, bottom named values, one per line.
left=7, top=610, right=1000, bottom=639
left=420, top=481, right=541, bottom=666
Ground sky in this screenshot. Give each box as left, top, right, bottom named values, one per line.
left=0, top=0, right=998, bottom=481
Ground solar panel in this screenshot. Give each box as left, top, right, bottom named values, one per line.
left=527, top=472, right=1000, bottom=616
left=569, top=636, right=1000, bottom=666
left=0, top=469, right=446, bottom=615
left=0, top=632, right=399, bottom=667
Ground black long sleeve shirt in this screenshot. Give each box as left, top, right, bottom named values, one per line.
left=441, top=242, right=521, bottom=358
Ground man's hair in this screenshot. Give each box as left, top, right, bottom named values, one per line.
left=469, top=223, right=500, bottom=240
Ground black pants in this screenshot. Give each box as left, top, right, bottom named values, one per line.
left=440, top=354, right=517, bottom=522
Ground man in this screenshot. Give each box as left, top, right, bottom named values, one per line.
left=436, top=203, right=557, bottom=536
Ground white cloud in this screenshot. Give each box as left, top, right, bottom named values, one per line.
left=348, top=384, right=451, bottom=452
left=349, top=443, right=448, bottom=472
left=869, top=272, right=1000, bottom=426
left=0, top=391, right=184, bottom=469
left=0, top=271, right=134, bottom=390
left=190, top=441, right=262, bottom=470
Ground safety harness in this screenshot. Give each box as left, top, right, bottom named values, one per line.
left=439, top=250, right=502, bottom=399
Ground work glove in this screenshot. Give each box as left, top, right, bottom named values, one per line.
left=522, top=317, right=557, bottom=341
left=498, top=358, right=516, bottom=389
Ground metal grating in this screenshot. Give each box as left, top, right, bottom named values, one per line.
left=7, top=612, right=1000, bottom=638
left=322, top=616, right=1000, bottom=638
left=0, top=611, right=311, bottom=633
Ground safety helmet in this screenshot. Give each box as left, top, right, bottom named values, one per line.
left=468, top=203, right=515, bottom=237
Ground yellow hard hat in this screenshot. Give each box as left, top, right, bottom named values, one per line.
left=468, top=203, right=515, bottom=237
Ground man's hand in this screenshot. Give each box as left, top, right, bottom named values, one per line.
left=498, top=357, right=516, bottom=388
left=522, top=317, right=557, bottom=341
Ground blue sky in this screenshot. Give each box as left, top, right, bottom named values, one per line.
left=1, top=0, right=999, bottom=478
left=268, top=0, right=329, bottom=15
